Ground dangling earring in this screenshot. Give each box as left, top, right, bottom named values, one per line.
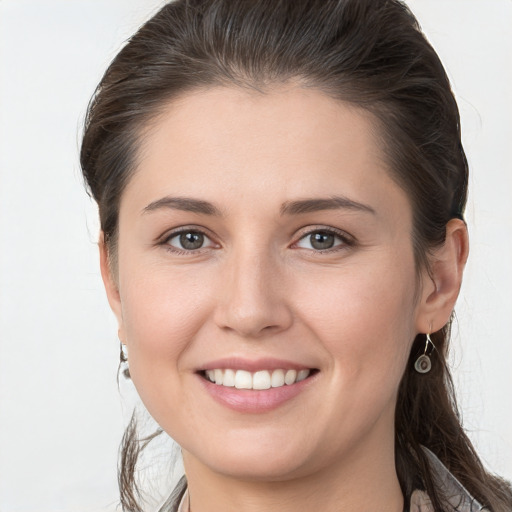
left=414, top=333, right=435, bottom=374
left=120, top=343, right=129, bottom=363
left=120, top=343, right=131, bottom=379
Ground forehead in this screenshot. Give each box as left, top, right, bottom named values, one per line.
left=123, top=85, right=409, bottom=220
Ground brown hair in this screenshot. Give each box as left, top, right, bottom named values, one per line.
left=80, top=1, right=512, bottom=510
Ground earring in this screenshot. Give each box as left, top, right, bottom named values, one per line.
left=120, top=343, right=129, bottom=363
left=414, top=333, right=435, bottom=374
left=120, top=343, right=131, bottom=379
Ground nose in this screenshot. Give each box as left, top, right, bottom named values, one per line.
left=213, top=247, right=293, bottom=339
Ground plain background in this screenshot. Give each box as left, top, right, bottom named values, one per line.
left=0, top=1, right=511, bottom=511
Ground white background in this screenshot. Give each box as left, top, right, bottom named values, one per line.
left=0, top=1, right=511, bottom=511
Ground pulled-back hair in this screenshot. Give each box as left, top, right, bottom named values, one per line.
left=80, top=1, right=512, bottom=510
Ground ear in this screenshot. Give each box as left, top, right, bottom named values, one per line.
left=415, top=219, right=469, bottom=333
left=99, top=232, right=124, bottom=338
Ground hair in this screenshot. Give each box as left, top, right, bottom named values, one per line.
left=80, top=1, right=512, bottom=511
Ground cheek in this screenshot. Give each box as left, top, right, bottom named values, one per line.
left=295, top=256, right=417, bottom=379
left=118, top=265, right=213, bottom=382
left=291, top=257, right=418, bottom=444
left=117, top=267, right=217, bottom=431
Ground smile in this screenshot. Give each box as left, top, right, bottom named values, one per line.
left=197, top=359, right=319, bottom=412
left=204, top=368, right=311, bottom=390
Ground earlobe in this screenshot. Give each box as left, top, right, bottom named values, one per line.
left=99, top=232, right=124, bottom=329
left=416, top=219, right=469, bottom=333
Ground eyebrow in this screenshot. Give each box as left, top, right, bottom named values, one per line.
left=142, top=195, right=376, bottom=217
left=142, top=197, right=223, bottom=216
left=280, top=196, right=376, bottom=216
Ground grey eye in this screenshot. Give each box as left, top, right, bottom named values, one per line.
left=296, top=230, right=344, bottom=251
left=181, top=232, right=204, bottom=250
left=168, top=231, right=207, bottom=250
left=309, top=232, right=335, bottom=250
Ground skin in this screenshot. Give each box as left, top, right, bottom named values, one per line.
left=100, top=85, right=468, bottom=512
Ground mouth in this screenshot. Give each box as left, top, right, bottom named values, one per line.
left=195, top=358, right=319, bottom=412
left=200, top=368, right=317, bottom=390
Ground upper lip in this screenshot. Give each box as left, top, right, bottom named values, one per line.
left=198, top=357, right=315, bottom=373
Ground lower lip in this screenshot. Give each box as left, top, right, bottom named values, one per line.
left=198, top=373, right=316, bottom=413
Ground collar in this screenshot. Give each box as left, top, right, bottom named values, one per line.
left=413, top=446, right=489, bottom=511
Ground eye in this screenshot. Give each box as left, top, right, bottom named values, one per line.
left=165, top=230, right=214, bottom=251
left=295, top=229, right=349, bottom=251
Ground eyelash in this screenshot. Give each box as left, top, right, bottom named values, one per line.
left=160, top=226, right=217, bottom=256
left=293, top=227, right=355, bottom=253
left=159, top=226, right=355, bottom=255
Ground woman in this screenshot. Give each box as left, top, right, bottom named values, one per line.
left=80, top=0, right=512, bottom=511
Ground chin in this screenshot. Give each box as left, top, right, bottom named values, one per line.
left=205, top=453, right=311, bottom=482
left=182, top=429, right=318, bottom=482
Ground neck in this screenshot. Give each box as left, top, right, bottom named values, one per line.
left=182, top=434, right=404, bottom=512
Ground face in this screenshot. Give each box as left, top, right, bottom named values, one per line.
left=108, top=85, right=427, bottom=482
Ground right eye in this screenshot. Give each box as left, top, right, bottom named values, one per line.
left=164, top=230, right=215, bottom=252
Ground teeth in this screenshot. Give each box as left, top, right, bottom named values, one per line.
left=235, top=370, right=252, bottom=389
left=222, top=369, right=235, bottom=387
left=284, top=369, right=297, bottom=385
left=296, top=369, right=309, bottom=382
left=214, top=369, right=224, bottom=385
left=253, top=370, right=271, bottom=390
left=271, top=369, right=285, bottom=387
left=204, top=368, right=311, bottom=389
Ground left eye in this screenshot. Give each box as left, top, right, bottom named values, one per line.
left=296, top=230, right=345, bottom=251
left=166, top=230, right=213, bottom=251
